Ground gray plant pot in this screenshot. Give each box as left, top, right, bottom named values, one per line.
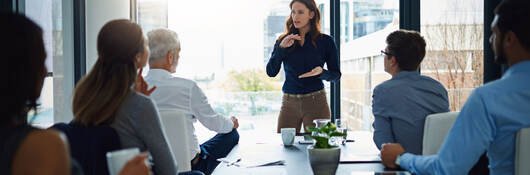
left=307, top=146, right=340, bottom=175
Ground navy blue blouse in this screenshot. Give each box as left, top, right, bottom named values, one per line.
left=266, top=34, right=341, bottom=94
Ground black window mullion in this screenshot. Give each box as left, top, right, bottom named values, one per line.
left=399, top=0, right=420, bottom=32
left=483, top=0, right=504, bottom=83
left=400, top=0, right=420, bottom=72
left=330, top=0, right=341, bottom=123
left=73, top=0, right=86, bottom=84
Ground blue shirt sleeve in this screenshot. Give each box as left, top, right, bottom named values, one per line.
left=266, top=42, right=287, bottom=77
left=372, top=86, right=396, bottom=149
left=318, top=36, right=341, bottom=81
left=373, top=115, right=395, bottom=149
left=399, top=89, right=496, bottom=175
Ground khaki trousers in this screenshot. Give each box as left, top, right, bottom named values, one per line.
left=276, top=90, right=331, bottom=133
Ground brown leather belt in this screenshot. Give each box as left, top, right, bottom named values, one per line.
left=283, top=89, right=325, bottom=98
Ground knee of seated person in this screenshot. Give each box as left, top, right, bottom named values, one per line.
left=220, top=129, right=239, bottom=146
left=229, top=129, right=240, bottom=145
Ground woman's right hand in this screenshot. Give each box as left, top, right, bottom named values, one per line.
left=135, top=68, right=157, bottom=96
left=279, top=34, right=302, bottom=48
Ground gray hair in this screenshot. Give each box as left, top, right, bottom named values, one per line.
left=147, top=28, right=180, bottom=62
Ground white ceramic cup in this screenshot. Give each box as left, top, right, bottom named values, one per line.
left=106, top=148, right=140, bottom=175
left=281, top=128, right=296, bottom=146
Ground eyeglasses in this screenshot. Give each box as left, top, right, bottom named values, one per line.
left=381, top=50, right=392, bottom=56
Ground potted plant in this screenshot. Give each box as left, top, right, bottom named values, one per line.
left=305, top=122, right=346, bottom=175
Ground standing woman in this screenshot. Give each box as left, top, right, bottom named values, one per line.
left=267, top=0, right=341, bottom=133
left=71, top=20, right=181, bottom=175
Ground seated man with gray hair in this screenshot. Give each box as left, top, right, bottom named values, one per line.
left=145, top=28, right=239, bottom=175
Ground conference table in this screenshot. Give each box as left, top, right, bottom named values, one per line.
left=211, top=130, right=411, bottom=175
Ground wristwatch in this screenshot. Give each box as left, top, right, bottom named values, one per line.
left=395, top=153, right=404, bottom=166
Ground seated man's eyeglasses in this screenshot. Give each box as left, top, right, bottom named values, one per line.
left=381, top=50, right=393, bottom=56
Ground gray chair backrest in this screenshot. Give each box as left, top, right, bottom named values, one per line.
left=422, top=112, right=459, bottom=155
left=516, top=127, right=530, bottom=175
left=158, top=109, right=193, bottom=172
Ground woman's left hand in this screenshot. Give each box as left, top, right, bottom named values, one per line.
left=135, top=68, right=157, bottom=96
left=298, top=66, right=323, bottom=78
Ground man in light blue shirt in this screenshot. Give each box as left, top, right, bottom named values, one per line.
left=372, top=30, right=449, bottom=155
left=380, top=0, right=530, bottom=174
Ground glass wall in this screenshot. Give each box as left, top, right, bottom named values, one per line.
left=421, top=0, right=484, bottom=111
left=25, top=0, right=64, bottom=128
left=340, top=0, right=399, bottom=131
left=137, top=0, right=330, bottom=134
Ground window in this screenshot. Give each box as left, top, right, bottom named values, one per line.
left=137, top=0, right=168, bottom=35
left=340, top=0, right=399, bottom=131
left=25, top=0, right=64, bottom=128
left=421, top=0, right=484, bottom=111
left=137, top=0, right=330, bottom=135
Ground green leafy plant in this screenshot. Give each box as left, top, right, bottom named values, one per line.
left=305, top=122, right=346, bottom=149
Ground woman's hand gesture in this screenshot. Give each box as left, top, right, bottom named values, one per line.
left=135, top=68, right=157, bottom=96
left=298, top=66, right=323, bottom=78
left=279, top=34, right=302, bottom=48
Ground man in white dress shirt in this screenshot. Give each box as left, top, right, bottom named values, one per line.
left=145, top=28, right=239, bottom=175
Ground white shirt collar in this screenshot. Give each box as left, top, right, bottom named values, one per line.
left=147, top=68, right=172, bottom=79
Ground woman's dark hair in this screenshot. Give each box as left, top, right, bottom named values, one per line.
left=73, top=19, right=145, bottom=126
left=385, top=30, right=426, bottom=71
left=495, top=0, right=530, bottom=50
left=277, top=0, right=322, bottom=48
left=2, top=13, right=47, bottom=127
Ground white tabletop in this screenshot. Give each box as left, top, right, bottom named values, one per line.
left=211, top=131, right=409, bottom=175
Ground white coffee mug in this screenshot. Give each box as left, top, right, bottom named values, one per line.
left=281, top=128, right=296, bottom=146
left=106, top=147, right=140, bottom=175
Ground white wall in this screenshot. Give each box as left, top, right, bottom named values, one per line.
left=86, top=0, right=130, bottom=71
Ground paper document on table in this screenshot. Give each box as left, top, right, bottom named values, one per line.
left=246, top=160, right=286, bottom=168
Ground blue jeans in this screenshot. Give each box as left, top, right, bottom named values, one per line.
left=191, top=129, right=239, bottom=175
left=178, top=170, right=204, bottom=175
